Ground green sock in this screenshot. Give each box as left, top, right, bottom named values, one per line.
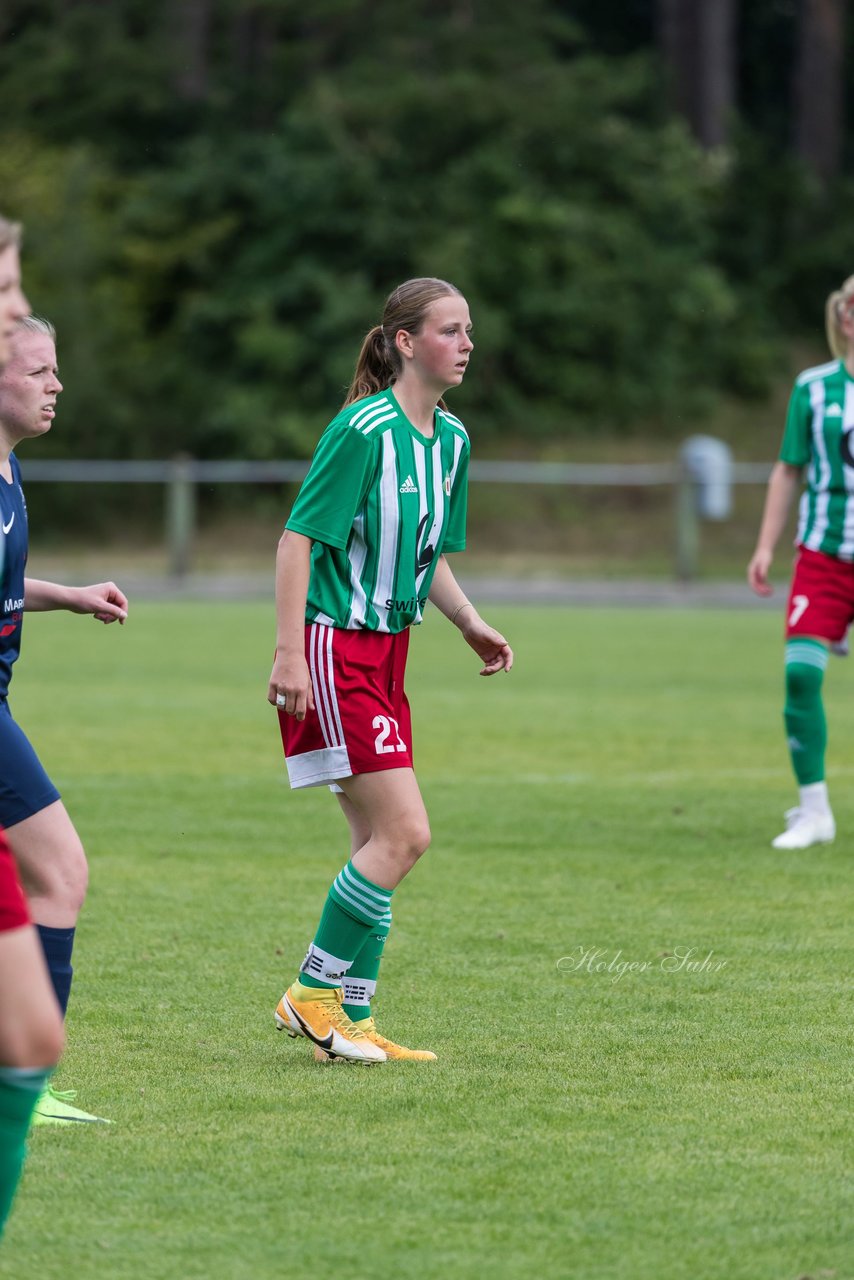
left=298, top=861, right=393, bottom=990
left=342, top=910, right=392, bottom=1020
left=0, top=1067, right=51, bottom=1237
left=783, top=639, right=828, bottom=785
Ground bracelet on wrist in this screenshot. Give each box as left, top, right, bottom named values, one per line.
left=450, top=601, right=473, bottom=626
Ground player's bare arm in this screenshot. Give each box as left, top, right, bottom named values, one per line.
left=428, top=554, right=513, bottom=674
left=268, top=529, right=315, bottom=719
left=23, top=578, right=128, bottom=623
left=747, top=462, right=802, bottom=596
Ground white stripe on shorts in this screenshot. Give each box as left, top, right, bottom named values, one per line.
left=287, top=624, right=352, bottom=790
left=309, top=623, right=343, bottom=749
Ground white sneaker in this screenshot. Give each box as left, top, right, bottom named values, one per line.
left=771, top=807, right=835, bottom=850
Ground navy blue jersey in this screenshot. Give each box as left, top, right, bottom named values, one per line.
left=0, top=454, right=28, bottom=698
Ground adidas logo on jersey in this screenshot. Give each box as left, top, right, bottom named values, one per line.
left=825, top=404, right=843, bottom=417
left=399, top=475, right=418, bottom=493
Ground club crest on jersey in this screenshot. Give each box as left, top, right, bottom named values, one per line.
left=444, top=472, right=451, bottom=496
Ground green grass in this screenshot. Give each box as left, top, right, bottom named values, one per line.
left=0, top=603, right=851, bottom=1280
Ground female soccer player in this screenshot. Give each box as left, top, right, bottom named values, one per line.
left=0, top=313, right=128, bottom=1122
left=268, top=277, right=512, bottom=1063
left=0, top=213, right=63, bottom=1235
left=748, top=272, right=854, bottom=849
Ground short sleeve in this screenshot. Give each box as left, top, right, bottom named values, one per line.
left=442, top=441, right=469, bottom=553
left=286, top=422, right=377, bottom=550
left=778, top=381, right=811, bottom=467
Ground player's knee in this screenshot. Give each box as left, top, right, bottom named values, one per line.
left=408, top=816, right=432, bottom=860
left=34, top=1016, right=65, bottom=1068
left=4, top=1014, right=64, bottom=1070
left=20, top=842, right=88, bottom=915
left=66, top=847, right=89, bottom=912
left=785, top=660, right=824, bottom=701
left=394, top=815, right=431, bottom=864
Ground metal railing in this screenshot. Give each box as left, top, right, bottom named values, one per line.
left=20, top=455, right=773, bottom=580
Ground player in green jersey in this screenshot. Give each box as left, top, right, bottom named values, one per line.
left=269, top=277, right=513, bottom=1062
left=748, top=272, right=854, bottom=848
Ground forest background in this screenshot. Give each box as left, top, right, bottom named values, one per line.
left=1, top=0, right=852, bottom=554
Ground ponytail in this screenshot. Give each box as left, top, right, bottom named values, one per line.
left=342, top=325, right=398, bottom=408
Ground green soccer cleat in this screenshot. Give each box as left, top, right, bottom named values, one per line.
left=31, top=1084, right=111, bottom=1127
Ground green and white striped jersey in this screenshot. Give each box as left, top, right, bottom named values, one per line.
left=780, top=359, right=854, bottom=561
left=286, top=389, right=470, bottom=632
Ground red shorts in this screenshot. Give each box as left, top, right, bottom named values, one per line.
left=785, top=547, right=854, bottom=642
left=279, top=623, right=413, bottom=789
left=0, top=827, right=30, bottom=933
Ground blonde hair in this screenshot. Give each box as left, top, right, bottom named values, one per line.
left=825, top=274, right=854, bottom=358
left=0, top=215, right=22, bottom=254
left=343, top=277, right=463, bottom=409
left=14, top=314, right=55, bottom=342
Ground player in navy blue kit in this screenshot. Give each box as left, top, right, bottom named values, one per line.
left=0, top=214, right=64, bottom=1235
left=0, top=314, right=128, bottom=1126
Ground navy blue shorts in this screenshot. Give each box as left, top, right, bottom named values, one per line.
left=0, top=699, right=61, bottom=828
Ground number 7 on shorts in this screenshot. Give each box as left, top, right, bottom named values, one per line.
left=788, top=594, right=809, bottom=628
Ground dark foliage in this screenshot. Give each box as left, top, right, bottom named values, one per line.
left=0, top=0, right=850, bottom=472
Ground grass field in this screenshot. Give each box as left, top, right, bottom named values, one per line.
left=0, top=602, right=851, bottom=1280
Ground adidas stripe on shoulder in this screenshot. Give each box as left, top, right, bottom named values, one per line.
left=347, top=395, right=398, bottom=436
left=795, top=359, right=841, bottom=388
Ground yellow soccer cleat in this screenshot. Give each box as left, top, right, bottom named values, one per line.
left=31, top=1084, right=111, bottom=1126
left=275, top=983, right=387, bottom=1063
left=314, top=1016, right=436, bottom=1062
